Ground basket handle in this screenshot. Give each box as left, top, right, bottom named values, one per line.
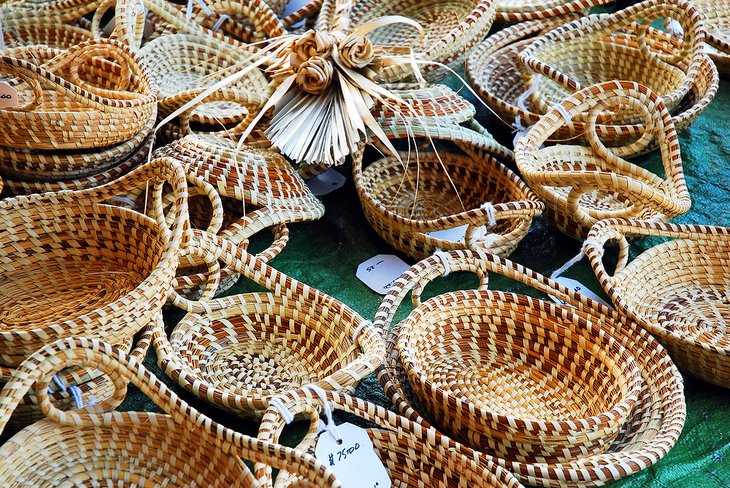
left=186, top=0, right=288, bottom=42
left=0, top=338, right=339, bottom=487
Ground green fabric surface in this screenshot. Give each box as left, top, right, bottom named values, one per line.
left=119, top=68, right=730, bottom=488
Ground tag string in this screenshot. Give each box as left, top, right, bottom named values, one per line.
left=551, top=238, right=602, bottom=280
left=433, top=250, right=452, bottom=277
left=303, top=384, right=342, bottom=443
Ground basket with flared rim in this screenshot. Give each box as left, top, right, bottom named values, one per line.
left=153, top=230, right=386, bottom=419
left=255, top=388, right=525, bottom=488
left=375, top=249, right=686, bottom=487
left=691, top=0, right=730, bottom=76
left=0, top=157, right=197, bottom=367
left=0, top=337, right=339, bottom=487
left=354, top=120, right=543, bottom=260
left=514, top=80, right=691, bottom=240
left=586, top=218, right=730, bottom=389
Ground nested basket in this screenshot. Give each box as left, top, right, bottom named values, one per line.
left=518, top=0, right=705, bottom=119
left=586, top=219, right=730, bottom=389
left=493, top=0, right=611, bottom=23
left=466, top=16, right=718, bottom=154
left=0, top=38, right=157, bottom=150
left=256, top=389, right=524, bottom=488
left=0, top=338, right=338, bottom=487
left=0, top=0, right=103, bottom=22
left=376, top=249, right=686, bottom=487
left=154, top=230, right=386, bottom=418
left=354, top=121, right=543, bottom=259
left=514, top=80, right=691, bottom=240
left=0, top=15, right=93, bottom=52
left=0, top=157, right=194, bottom=366
left=692, top=0, right=730, bottom=77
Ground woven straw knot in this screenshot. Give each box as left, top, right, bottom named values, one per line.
left=292, top=30, right=335, bottom=66
left=296, top=56, right=334, bottom=95
left=338, top=35, right=375, bottom=70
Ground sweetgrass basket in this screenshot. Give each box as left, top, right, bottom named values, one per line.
left=586, top=219, right=730, bottom=389
left=692, top=0, right=730, bottom=77
left=256, top=389, right=525, bottom=488
left=376, top=249, right=686, bottom=487
left=514, top=80, right=691, bottom=239
left=493, top=0, right=611, bottom=22
left=0, top=337, right=338, bottom=487
left=154, top=230, right=386, bottom=418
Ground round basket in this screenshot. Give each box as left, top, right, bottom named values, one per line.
left=692, top=0, right=730, bottom=77
left=466, top=17, right=718, bottom=154
left=586, top=219, right=730, bottom=389
left=256, top=389, right=524, bottom=488
left=0, top=337, right=337, bottom=487
left=376, top=249, right=686, bottom=487
left=514, top=80, right=691, bottom=240
left=0, top=38, right=157, bottom=151
left=518, top=0, right=705, bottom=118
left=0, top=157, right=193, bottom=366
left=493, top=0, right=611, bottom=23
left=0, top=16, right=93, bottom=51
left=154, top=230, right=386, bottom=418
left=354, top=121, right=543, bottom=259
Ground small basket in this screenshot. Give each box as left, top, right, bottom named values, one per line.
left=514, top=80, right=691, bottom=240
left=354, top=121, right=543, bottom=260
left=0, top=157, right=194, bottom=366
left=518, top=0, right=705, bottom=118
left=586, top=219, right=730, bottom=389
left=0, top=337, right=338, bottom=487
left=256, top=389, right=524, bottom=488
left=493, top=0, right=611, bottom=23
left=376, top=249, right=686, bottom=487
left=154, top=230, right=386, bottom=418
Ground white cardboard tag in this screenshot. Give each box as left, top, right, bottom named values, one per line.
left=315, top=423, right=391, bottom=488
left=356, top=254, right=410, bottom=295
left=0, top=82, right=18, bottom=108
left=549, top=277, right=613, bottom=310
left=425, top=224, right=468, bottom=244
left=283, top=0, right=310, bottom=28
left=306, top=168, right=347, bottom=196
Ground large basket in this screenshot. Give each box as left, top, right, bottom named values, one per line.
left=154, top=230, right=386, bottom=418
left=514, top=80, right=691, bottom=240
left=586, top=219, right=730, bottom=389
left=256, top=388, right=525, bottom=488
left=493, top=0, right=611, bottom=23
left=0, top=337, right=338, bottom=487
left=0, top=157, right=193, bottom=366
left=354, top=121, right=543, bottom=259
left=376, top=249, right=686, bottom=487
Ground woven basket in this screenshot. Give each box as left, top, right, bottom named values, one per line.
left=494, top=0, right=610, bottom=23
left=154, top=230, right=386, bottom=418
left=0, top=337, right=338, bottom=487
left=0, top=157, right=193, bottom=366
left=256, top=389, right=525, bottom=488
left=466, top=17, right=718, bottom=154
left=692, top=0, right=730, bottom=77
left=518, top=0, right=705, bottom=118
left=514, top=80, right=691, bottom=240
left=376, top=249, right=686, bottom=487
left=354, top=121, right=543, bottom=260
left=0, top=0, right=103, bottom=22
left=0, top=38, right=157, bottom=151
left=0, top=15, right=93, bottom=51
left=586, top=219, right=730, bottom=389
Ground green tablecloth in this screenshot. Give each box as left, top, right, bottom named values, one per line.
left=121, top=74, right=730, bottom=487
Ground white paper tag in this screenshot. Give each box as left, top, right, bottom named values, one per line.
left=315, top=423, right=391, bottom=488
left=426, top=224, right=468, bottom=244
left=0, top=82, right=18, bottom=108
left=549, top=277, right=613, bottom=309
left=306, top=168, right=347, bottom=197
left=356, top=254, right=410, bottom=295
left=283, top=0, right=310, bottom=28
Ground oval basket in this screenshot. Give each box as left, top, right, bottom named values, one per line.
left=376, top=249, right=686, bottom=487
left=586, top=219, right=730, bottom=389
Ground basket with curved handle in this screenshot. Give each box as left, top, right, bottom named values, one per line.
left=0, top=337, right=338, bottom=487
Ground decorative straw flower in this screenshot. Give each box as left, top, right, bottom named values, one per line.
left=338, top=35, right=375, bottom=69
left=292, top=30, right=335, bottom=67
left=296, top=56, right=334, bottom=94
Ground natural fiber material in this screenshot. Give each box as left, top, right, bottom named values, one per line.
left=354, top=121, right=543, bottom=259
left=376, top=249, right=686, bottom=487
left=0, top=158, right=192, bottom=366
left=493, top=0, right=610, bottom=22
left=514, top=80, right=691, bottom=240
left=154, top=230, right=385, bottom=418
left=586, top=219, right=730, bottom=389
left=692, top=0, right=730, bottom=77
left=256, top=389, right=525, bottom=487
left=518, top=0, right=705, bottom=118
left=0, top=0, right=103, bottom=22
left=0, top=338, right=338, bottom=487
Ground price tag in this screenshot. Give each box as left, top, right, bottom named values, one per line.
left=0, top=82, right=18, bottom=109
left=306, top=168, right=347, bottom=197
left=315, top=423, right=391, bottom=488
left=356, top=254, right=410, bottom=295
left=549, top=277, right=613, bottom=310
left=283, top=0, right=310, bottom=28
left=425, top=224, right=468, bottom=244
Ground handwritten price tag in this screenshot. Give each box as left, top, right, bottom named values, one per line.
left=549, top=277, right=613, bottom=310
left=356, top=255, right=410, bottom=295
left=425, top=224, right=468, bottom=244
left=315, top=423, right=391, bottom=488
left=0, top=82, right=18, bottom=109
left=305, top=168, right=347, bottom=196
